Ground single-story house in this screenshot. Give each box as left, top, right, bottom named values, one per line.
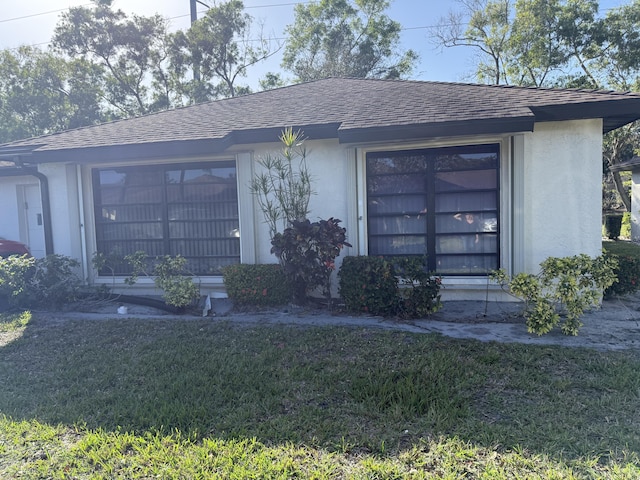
left=1, top=77, right=640, bottom=300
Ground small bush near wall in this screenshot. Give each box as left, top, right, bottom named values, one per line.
left=222, top=264, right=291, bottom=307
left=338, top=256, right=442, bottom=318
left=603, top=241, right=640, bottom=297
left=0, top=254, right=80, bottom=310
left=339, top=256, right=398, bottom=316
left=491, top=254, right=617, bottom=336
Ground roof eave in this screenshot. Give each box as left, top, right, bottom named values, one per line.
left=337, top=117, right=536, bottom=144
left=18, top=123, right=342, bottom=164
left=530, top=99, right=640, bottom=133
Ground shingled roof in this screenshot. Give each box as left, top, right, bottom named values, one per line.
left=2, top=77, right=640, bottom=164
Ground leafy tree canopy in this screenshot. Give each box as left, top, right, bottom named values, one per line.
left=0, top=46, right=105, bottom=143
left=170, top=0, right=277, bottom=102
left=52, top=0, right=175, bottom=117
left=282, top=0, right=418, bottom=82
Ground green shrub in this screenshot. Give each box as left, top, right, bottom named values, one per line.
left=338, top=256, right=398, bottom=316
left=603, top=246, right=640, bottom=297
left=338, top=256, right=442, bottom=318
left=271, top=218, right=351, bottom=304
left=0, top=255, right=35, bottom=309
left=93, top=250, right=199, bottom=310
left=395, top=257, right=442, bottom=318
left=491, top=254, right=617, bottom=336
left=222, top=264, right=290, bottom=307
left=153, top=255, right=200, bottom=309
left=621, top=212, right=632, bottom=239
left=0, top=254, right=80, bottom=310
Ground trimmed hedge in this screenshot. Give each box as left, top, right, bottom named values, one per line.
left=338, top=256, right=398, bottom=316
left=603, top=242, right=640, bottom=297
left=338, top=256, right=442, bottom=318
left=222, top=264, right=291, bottom=307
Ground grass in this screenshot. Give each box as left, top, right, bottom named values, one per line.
left=1, top=312, right=640, bottom=478
left=602, top=239, right=640, bottom=257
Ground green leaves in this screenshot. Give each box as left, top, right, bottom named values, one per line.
left=250, top=128, right=314, bottom=239
left=338, top=256, right=442, bottom=318
left=282, top=0, right=417, bottom=81
left=271, top=217, right=351, bottom=303
left=491, top=254, right=618, bottom=336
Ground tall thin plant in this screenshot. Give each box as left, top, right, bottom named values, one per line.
left=250, top=127, right=314, bottom=238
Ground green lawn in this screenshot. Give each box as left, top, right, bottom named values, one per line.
left=1, top=311, right=639, bottom=478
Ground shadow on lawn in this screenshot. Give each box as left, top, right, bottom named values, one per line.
left=1, top=313, right=640, bottom=462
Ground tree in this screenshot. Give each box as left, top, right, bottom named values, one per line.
left=433, top=0, right=511, bottom=84
left=282, top=0, right=417, bottom=82
left=506, top=0, right=566, bottom=86
left=0, top=46, right=105, bottom=143
left=259, top=72, right=288, bottom=91
left=52, top=0, right=177, bottom=117
left=171, top=0, right=278, bottom=101
left=434, top=0, right=640, bottom=211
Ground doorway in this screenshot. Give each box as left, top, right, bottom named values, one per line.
left=18, top=184, right=46, bottom=258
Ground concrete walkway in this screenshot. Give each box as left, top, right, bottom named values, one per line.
left=56, top=293, right=640, bottom=352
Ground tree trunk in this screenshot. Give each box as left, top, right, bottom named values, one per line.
left=612, top=170, right=631, bottom=212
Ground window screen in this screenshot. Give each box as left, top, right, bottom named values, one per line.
left=93, top=162, right=240, bottom=276
left=367, top=144, right=499, bottom=275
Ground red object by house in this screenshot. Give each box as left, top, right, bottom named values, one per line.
left=0, top=238, right=31, bottom=257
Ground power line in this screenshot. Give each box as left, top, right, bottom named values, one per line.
left=0, top=4, right=93, bottom=24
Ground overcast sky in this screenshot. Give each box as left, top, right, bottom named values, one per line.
left=0, top=0, right=630, bottom=89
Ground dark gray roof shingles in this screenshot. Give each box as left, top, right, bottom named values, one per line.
left=2, top=78, right=640, bottom=157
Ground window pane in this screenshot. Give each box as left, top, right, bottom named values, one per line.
left=369, top=235, right=426, bottom=255
left=436, top=255, right=498, bottom=274
left=368, top=195, right=426, bottom=215
left=435, top=150, right=498, bottom=171
left=436, top=213, right=498, bottom=234
left=367, top=155, right=427, bottom=174
left=435, top=169, right=497, bottom=192
left=369, top=216, right=427, bottom=235
left=367, top=174, right=427, bottom=195
left=436, top=233, right=497, bottom=254
left=435, top=192, right=497, bottom=213
left=98, top=204, right=162, bottom=223
left=93, top=162, right=239, bottom=276
left=366, top=144, right=500, bottom=275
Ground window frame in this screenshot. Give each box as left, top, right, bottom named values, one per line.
left=91, top=160, right=241, bottom=277
left=365, top=143, right=501, bottom=276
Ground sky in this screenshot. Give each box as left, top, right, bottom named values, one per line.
left=0, top=0, right=631, bottom=89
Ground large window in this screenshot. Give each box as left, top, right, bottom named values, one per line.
left=93, top=161, right=239, bottom=276
left=367, top=144, right=499, bottom=275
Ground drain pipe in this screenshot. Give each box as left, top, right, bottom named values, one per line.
left=0, top=163, right=54, bottom=255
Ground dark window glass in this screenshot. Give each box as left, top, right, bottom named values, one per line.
left=367, top=145, right=500, bottom=275
left=93, top=162, right=239, bottom=276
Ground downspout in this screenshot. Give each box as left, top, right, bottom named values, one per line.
left=0, top=162, right=54, bottom=255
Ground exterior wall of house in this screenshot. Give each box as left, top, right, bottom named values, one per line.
left=26, top=119, right=605, bottom=302
left=37, top=163, right=83, bottom=262
left=245, top=139, right=356, bottom=266
left=0, top=176, right=29, bottom=242
left=519, top=119, right=603, bottom=273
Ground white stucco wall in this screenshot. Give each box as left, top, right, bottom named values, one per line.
left=0, top=176, right=30, bottom=241
left=37, top=163, right=82, bottom=262
left=519, top=119, right=603, bottom=273
left=20, top=119, right=606, bottom=300
left=243, top=139, right=357, bottom=266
